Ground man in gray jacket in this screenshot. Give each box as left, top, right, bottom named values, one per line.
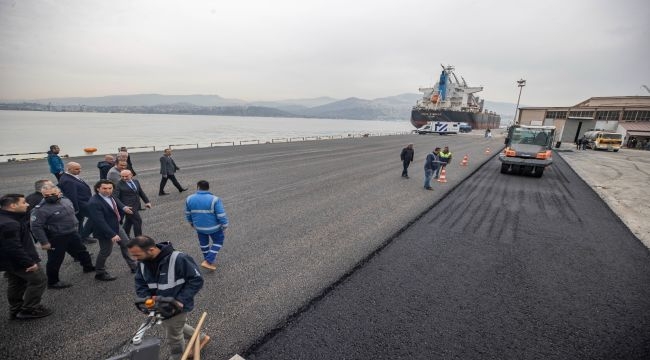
left=30, top=184, right=95, bottom=289
left=159, top=148, right=187, bottom=196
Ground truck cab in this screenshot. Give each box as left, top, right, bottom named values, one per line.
left=499, top=125, right=555, bottom=177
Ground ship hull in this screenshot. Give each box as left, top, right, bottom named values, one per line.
left=411, top=108, right=501, bottom=130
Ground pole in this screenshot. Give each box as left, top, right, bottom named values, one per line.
left=514, top=79, right=526, bottom=125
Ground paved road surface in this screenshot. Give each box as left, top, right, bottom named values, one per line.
left=0, top=134, right=500, bottom=360
left=245, top=153, right=650, bottom=360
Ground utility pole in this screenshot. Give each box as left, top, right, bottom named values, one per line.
left=514, top=78, right=526, bottom=125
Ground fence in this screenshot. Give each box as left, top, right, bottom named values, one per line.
left=1, top=131, right=411, bottom=162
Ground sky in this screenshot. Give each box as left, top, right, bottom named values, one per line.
left=0, top=0, right=648, bottom=106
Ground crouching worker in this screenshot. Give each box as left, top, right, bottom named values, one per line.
left=127, top=235, right=211, bottom=359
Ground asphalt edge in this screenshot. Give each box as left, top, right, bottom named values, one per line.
left=555, top=150, right=650, bottom=253
left=238, top=148, right=504, bottom=359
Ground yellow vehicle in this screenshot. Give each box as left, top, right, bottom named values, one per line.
left=584, top=131, right=623, bottom=152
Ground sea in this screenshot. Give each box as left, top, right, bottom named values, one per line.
left=0, top=110, right=412, bottom=161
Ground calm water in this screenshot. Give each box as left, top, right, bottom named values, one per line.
left=1, top=110, right=412, bottom=159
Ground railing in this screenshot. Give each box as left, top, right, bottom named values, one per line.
left=2, top=132, right=412, bottom=162
left=169, top=143, right=200, bottom=150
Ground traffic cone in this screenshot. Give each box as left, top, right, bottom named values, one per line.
left=460, top=155, right=469, bottom=166
left=485, top=147, right=491, bottom=155
left=437, top=167, right=448, bottom=183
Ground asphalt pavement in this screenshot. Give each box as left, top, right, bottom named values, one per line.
left=1, top=133, right=648, bottom=360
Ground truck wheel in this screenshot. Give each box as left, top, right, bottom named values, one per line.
left=500, top=163, right=509, bottom=174
left=535, top=167, right=544, bottom=177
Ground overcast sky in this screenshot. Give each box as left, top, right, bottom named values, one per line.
left=0, top=0, right=648, bottom=106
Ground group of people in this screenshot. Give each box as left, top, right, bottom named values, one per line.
left=400, top=144, right=452, bottom=190
left=1, top=145, right=230, bottom=359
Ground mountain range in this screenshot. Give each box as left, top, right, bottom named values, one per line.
left=1, top=93, right=518, bottom=122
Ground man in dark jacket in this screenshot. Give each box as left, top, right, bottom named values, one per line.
left=400, top=143, right=414, bottom=178
left=58, top=162, right=96, bottom=244
left=87, top=180, right=136, bottom=281
left=26, top=179, right=54, bottom=213
left=97, top=154, right=115, bottom=180
left=127, top=236, right=210, bottom=359
left=423, top=147, right=441, bottom=190
left=0, top=194, right=52, bottom=320
left=159, top=148, right=187, bottom=195
left=114, top=170, right=151, bottom=238
left=30, top=185, right=95, bottom=289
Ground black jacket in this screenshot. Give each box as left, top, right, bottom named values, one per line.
left=58, top=173, right=92, bottom=213
left=114, top=179, right=150, bottom=210
left=97, top=161, right=113, bottom=180
left=0, top=209, right=40, bottom=271
left=401, top=147, right=414, bottom=163
left=87, top=194, right=126, bottom=240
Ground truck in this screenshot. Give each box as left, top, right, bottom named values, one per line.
left=583, top=130, right=623, bottom=151
left=499, top=124, right=556, bottom=177
left=414, top=121, right=460, bottom=135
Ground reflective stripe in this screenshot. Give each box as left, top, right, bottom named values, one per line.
left=190, top=209, right=214, bottom=214
left=195, top=224, right=221, bottom=232
left=144, top=251, right=186, bottom=291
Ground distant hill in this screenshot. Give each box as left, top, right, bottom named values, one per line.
left=34, top=94, right=245, bottom=107
left=2, top=93, right=516, bottom=122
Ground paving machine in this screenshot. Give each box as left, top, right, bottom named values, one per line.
left=499, top=125, right=556, bottom=178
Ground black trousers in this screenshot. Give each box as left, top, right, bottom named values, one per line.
left=402, top=160, right=411, bottom=177
left=46, top=232, right=93, bottom=284
left=123, top=210, right=143, bottom=237
left=159, top=175, right=183, bottom=194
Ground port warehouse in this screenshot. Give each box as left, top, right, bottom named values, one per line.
left=514, top=96, right=650, bottom=147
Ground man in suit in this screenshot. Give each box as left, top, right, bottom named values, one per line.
left=159, top=148, right=188, bottom=196
left=87, top=179, right=137, bottom=281
left=57, top=162, right=96, bottom=244
left=114, top=170, right=151, bottom=238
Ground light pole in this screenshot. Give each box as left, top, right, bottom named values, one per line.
left=513, top=78, right=526, bottom=125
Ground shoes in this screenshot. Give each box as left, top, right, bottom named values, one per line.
left=159, top=192, right=169, bottom=196
left=15, top=305, right=53, bottom=320
left=179, top=188, right=188, bottom=193
left=424, top=187, right=434, bottom=190
left=405, top=176, right=410, bottom=179
left=83, top=266, right=96, bottom=273
left=187, top=335, right=211, bottom=358
left=82, top=237, right=98, bottom=244
left=200, top=260, right=217, bottom=271
left=48, top=281, right=73, bottom=289
left=9, top=312, right=19, bottom=320
left=95, top=273, right=117, bottom=281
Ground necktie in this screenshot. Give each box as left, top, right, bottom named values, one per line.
left=128, top=181, right=136, bottom=192
left=110, top=197, right=121, bottom=222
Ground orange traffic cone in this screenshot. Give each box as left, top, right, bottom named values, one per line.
left=460, top=155, right=469, bottom=166
left=437, top=167, right=448, bottom=183
left=485, top=147, right=491, bottom=155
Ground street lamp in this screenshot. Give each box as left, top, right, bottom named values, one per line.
left=513, top=78, right=526, bottom=125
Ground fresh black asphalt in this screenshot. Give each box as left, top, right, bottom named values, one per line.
left=244, top=155, right=650, bottom=360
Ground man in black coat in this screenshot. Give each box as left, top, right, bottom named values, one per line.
left=114, top=169, right=151, bottom=238
left=159, top=148, right=187, bottom=195
left=58, top=162, right=96, bottom=244
left=26, top=179, right=54, bottom=214
left=0, top=194, right=52, bottom=320
left=400, top=143, right=415, bottom=178
left=87, top=180, right=137, bottom=281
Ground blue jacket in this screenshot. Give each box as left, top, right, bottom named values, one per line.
left=424, top=152, right=441, bottom=170
left=185, top=190, right=229, bottom=234
left=47, top=151, right=64, bottom=175
left=134, top=243, right=203, bottom=312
